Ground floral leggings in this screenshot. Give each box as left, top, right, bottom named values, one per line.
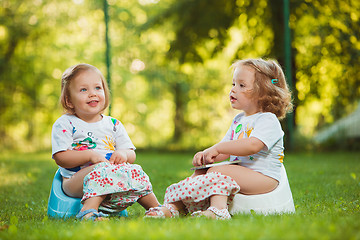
left=164, top=172, right=240, bottom=213
left=82, top=162, right=153, bottom=213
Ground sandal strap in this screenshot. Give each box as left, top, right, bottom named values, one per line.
left=144, top=204, right=180, bottom=218
left=207, top=207, right=231, bottom=220
left=76, top=209, right=109, bottom=221
left=144, top=206, right=166, bottom=218
left=93, top=211, right=109, bottom=218
left=190, top=210, right=202, bottom=217
left=162, top=203, right=179, bottom=218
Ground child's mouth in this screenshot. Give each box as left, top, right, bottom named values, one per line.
left=88, top=100, right=99, bottom=107
left=230, top=96, right=237, bottom=102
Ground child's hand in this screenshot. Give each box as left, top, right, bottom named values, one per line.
left=202, top=146, right=219, bottom=165
left=109, top=150, right=128, bottom=164
left=192, top=151, right=204, bottom=166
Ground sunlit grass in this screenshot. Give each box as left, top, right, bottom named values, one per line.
left=0, top=151, right=360, bottom=239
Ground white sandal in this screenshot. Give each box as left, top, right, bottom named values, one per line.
left=144, top=203, right=180, bottom=218
left=191, top=206, right=231, bottom=220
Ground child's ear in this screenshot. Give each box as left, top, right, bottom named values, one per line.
left=65, top=96, right=74, bottom=108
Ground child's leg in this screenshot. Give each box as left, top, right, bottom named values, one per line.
left=195, top=195, right=229, bottom=219
left=137, top=193, right=160, bottom=210
left=209, top=195, right=228, bottom=210
left=62, top=165, right=97, bottom=198
left=191, top=169, right=207, bottom=177
left=76, top=195, right=108, bottom=220
left=81, top=195, right=106, bottom=211
left=207, top=164, right=278, bottom=194
left=195, top=165, right=278, bottom=219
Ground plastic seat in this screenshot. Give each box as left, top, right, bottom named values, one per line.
left=47, top=169, right=128, bottom=219
left=229, top=164, right=295, bottom=215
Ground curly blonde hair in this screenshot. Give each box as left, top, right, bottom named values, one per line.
left=60, top=63, right=110, bottom=114
left=232, top=58, right=293, bottom=119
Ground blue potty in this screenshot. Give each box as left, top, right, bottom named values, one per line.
left=47, top=169, right=128, bottom=219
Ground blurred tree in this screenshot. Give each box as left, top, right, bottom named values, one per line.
left=0, top=0, right=358, bottom=151
left=0, top=0, right=53, bottom=148
left=142, top=0, right=298, bottom=147
left=142, top=0, right=360, bottom=145
left=293, top=0, right=360, bottom=135
left=0, top=0, right=108, bottom=150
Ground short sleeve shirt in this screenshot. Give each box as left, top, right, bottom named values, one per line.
left=221, top=112, right=284, bottom=181
left=52, top=114, right=135, bottom=178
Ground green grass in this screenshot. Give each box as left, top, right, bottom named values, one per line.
left=0, top=151, right=360, bottom=240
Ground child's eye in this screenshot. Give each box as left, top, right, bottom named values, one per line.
left=239, top=84, right=245, bottom=88
left=95, top=86, right=102, bottom=90
left=232, top=83, right=235, bottom=87
left=80, top=88, right=87, bottom=92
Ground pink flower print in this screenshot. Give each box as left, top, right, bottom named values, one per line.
left=118, top=182, right=124, bottom=188
left=78, top=145, right=89, bottom=151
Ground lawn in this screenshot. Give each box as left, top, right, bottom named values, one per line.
left=0, top=150, right=359, bottom=240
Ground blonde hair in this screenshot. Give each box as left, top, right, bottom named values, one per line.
left=60, top=63, right=110, bottom=114
left=232, top=58, right=293, bottom=119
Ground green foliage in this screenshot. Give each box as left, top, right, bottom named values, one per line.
left=293, top=0, right=360, bottom=135
left=0, top=0, right=359, bottom=151
left=0, top=151, right=360, bottom=239
left=142, top=0, right=240, bottom=63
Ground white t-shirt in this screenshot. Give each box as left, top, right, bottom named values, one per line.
left=52, top=114, right=135, bottom=178
left=221, top=112, right=284, bottom=181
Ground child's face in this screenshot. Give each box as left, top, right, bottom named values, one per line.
left=230, top=65, right=259, bottom=116
left=67, top=69, right=106, bottom=122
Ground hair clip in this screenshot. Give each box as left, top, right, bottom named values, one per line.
left=271, top=79, right=278, bottom=84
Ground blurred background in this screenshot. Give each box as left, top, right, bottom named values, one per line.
left=0, top=0, right=359, bottom=153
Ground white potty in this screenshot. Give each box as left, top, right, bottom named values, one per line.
left=229, top=164, right=295, bottom=215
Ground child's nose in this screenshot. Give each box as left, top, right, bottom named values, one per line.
left=89, top=89, right=97, bottom=96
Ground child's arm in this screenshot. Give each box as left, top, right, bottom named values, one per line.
left=109, top=149, right=136, bottom=164
left=53, top=150, right=107, bottom=168
left=203, top=137, right=265, bottom=164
